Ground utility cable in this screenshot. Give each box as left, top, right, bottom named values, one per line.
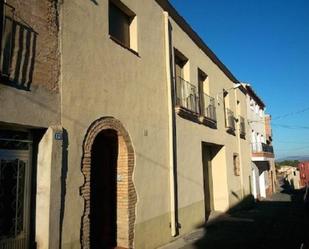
left=272, top=106, right=309, bottom=120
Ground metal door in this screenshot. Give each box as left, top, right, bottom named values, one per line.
left=0, top=131, right=32, bottom=249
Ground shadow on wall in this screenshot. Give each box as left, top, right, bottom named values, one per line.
left=59, top=129, right=69, bottom=249
left=90, top=0, right=99, bottom=5
left=1, top=5, right=37, bottom=91
left=193, top=191, right=309, bottom=249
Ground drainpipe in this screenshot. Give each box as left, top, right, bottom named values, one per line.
left=234, top=90, right=244, bottom=198
left=163, top=11, right=177, bottom=237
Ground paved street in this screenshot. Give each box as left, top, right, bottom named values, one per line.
left=160, top=184, right=309, bottom=249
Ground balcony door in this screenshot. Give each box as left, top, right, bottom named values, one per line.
left=198, top=69, right=207, bottom=116
left=0, top=131, right=32, bottom=249
left=175, top=54, right=185, bottom=106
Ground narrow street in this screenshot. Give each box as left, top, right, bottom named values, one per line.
left=161, top=182, right=309, bottom=249
left=193, top=186, right=309, bottom=249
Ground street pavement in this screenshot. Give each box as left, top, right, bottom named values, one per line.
left=158, top=184, right=309, bottom=249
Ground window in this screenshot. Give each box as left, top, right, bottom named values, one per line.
left=0, top=2, right=14, bottom=77
left=109, top=0, right=136, bottom=50
left=0, top=129, right=33, bottom=247
left=174, top=49, right=187, bottom=81
left=255, top=104, right=259, bottom=114
left=249, top=98, right=255, bottom=110
left=259, top=108, right=264, bottom=118
left=233, top=153, right=240, bottom=176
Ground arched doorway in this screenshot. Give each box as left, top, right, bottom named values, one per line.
left=80, top=117, right=136, bottom=249
left=90, top=129, right=118, bottom=248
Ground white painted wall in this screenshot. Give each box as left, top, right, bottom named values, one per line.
left=259, top=171, right=267, bottom=198
left=246, top=93, right=266, bottom=150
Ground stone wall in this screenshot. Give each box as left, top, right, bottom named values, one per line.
left=0, top=0, right=60, bottom=128
left=6, top=0, right=59, bottom=91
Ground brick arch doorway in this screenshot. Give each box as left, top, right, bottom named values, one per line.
left=80, top=117, right=136, bottom=249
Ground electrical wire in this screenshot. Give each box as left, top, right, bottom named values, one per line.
left=272, top=123, right=309, bottom=130
left=248, top=119, right=309, bottom=130
left=272, top=106, right=309, bottom=120
left=275, top=141, right=309, bottom=144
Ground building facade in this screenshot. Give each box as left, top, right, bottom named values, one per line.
left=244, top=84, right=275, bottom=199
left=299, top=161, right=309, bottom=187
left=0, top=0, right=263, bottom=249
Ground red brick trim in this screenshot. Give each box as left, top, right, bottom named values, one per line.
left=80, top=117, right=136, bottom=249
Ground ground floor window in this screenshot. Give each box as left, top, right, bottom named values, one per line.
left=0, top=129, right=32, bottom=249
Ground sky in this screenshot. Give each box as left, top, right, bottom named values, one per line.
left=170, top=0, right=309, bottom=160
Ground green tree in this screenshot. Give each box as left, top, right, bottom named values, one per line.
left=276, top=160, right=300, bottom=168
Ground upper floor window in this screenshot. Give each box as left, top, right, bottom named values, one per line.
left=233, top=153, right=240, bottom=176
left=0, top=2, right=14, bottom=77
left=0, top=3, right=36, bottom=90
left=249, top=98, right=255, bottom=110
left=109, top=0, right=137, bottom=51
left=174, top=49, right=187, bottom=81
left=255, top=104, right=259, bottom=114
left=198, top=69, right=207, bottom=115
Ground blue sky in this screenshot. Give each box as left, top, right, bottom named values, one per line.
left=170, top=0, right=309, bottom=159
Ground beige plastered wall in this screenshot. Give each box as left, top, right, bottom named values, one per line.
left=36, top=126, right=63, bottom=249
left=60, top=1, right=172, bottom=248
left=169, top=17, right=252, bottom=235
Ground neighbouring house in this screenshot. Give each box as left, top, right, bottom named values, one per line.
left=277, top=165, right=301, bottom=190
left=156, top=0, right=252, bottom=239
left=299, top=161, right=309, bottom=187
left=0, top=0, right=256, bottom=249
left=244, top=84, right=276, bottom=199
left=0, top=1, right=61, bottom=249
left=264, top=114, right=277, bottom=194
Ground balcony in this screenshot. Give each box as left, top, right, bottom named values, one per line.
left=252, top=142, right=274, bottom=158
left=262, top=143, right=274, bottom=153
left=0, top=2, right=14, bottom=77
left=175, top=77, right=217, bottom=126
left=201, top=93, right=216, bottom=123
left=0, top=2, right=37, bottom=90
left=239, top=115, right=246, bottom=138
left=225, top=108, right=235, bottom=133
left=175, top=77, right=199, bottom=114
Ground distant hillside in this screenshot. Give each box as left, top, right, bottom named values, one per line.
left=277, top=155, right=309, bottom=162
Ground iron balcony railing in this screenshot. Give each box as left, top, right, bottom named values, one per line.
left=239, top=116, right=246, bottom=136
left=252, top=142, right=274, bottom=154
left=201, top=93, right=216, bottom=121
left=225, top=108, right=235, bottom=131
left=262, top=143, right=274, bottom=153
left=0, top=2, right=14, bottom=77
left=175, top=76, right=199, bottom=114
